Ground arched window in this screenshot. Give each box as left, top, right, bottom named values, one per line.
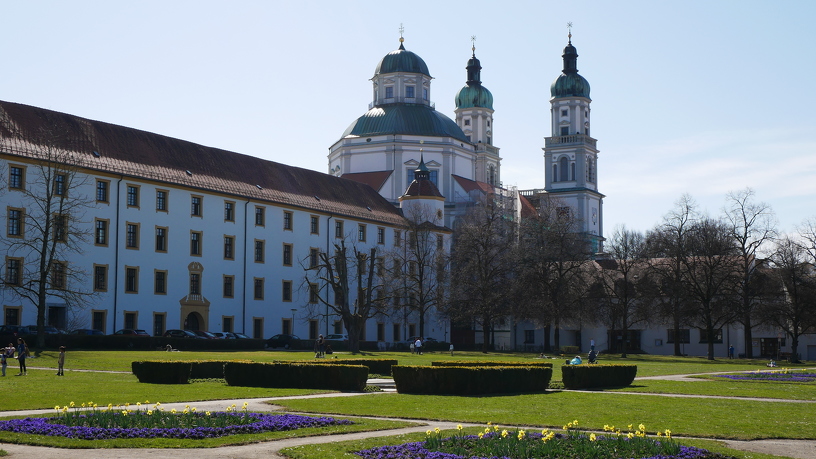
left=559, top=157, right=569, bottom=182
left=552, top=164, right=558, bottom=182
left=587, top=159, right=594, bottom=183
left=570, top=162, right=576, bottom=181
left=488, top=165, right=495, bottom=185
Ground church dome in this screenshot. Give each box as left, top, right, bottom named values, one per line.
left=342, top=104, right=469, bottom=143
left=550, top=41, right=591, bottom=99
left=374, top=41, right=430, bottom=76
left=455, top=85, right=493, bottom=109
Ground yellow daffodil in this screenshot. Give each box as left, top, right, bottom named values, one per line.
left=171, top=408, right=177, bottom=414
left=54, top=405, right=60, bottom=411
left=457, top=424, right=463, bottom=431
left=70, top=402, right=75, bottom=407
left=657, top=431, right=663, bottom=437
left=485, top=427, right=491, bottom=434
left=478, top=432, right=484, bottom=439
left=517, top=430, right=526, bottom=440
left=501, top=429, right=509, bottom=438
left=205, top=411, right=211, bottom=416
left=191, top=407, right=197, bottom=412
left=627, top=432, right=635, bottom=439
left=81, top=403, right=86, bottom=408
left=121, top=410, right=128, bottom=416
left=628, top=424, right=633, bottom=431
left=590, top=433, right=597, bottom=442
left=665, top=429, right=672, bottom=438
left=426, top=430, right=432, bottom=436
left=434, top=427, right=441, bottom=434
left=639, top=423, right=646, bottom=432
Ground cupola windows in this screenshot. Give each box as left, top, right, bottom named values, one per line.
left=406, top=86, right=415, bottom=98
left=385, top=86, right=394, bottom=99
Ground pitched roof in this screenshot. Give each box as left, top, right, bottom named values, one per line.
left=402, top=178, right=444, bottom=199
left=0, top=100, right=405, bottom=226
left=340, top=170, right=393, bottom=192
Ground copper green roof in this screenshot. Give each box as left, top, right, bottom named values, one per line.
left=455, top=85, right=493, bottom=109
left=342, top=104, right=469, bottom=143
left=374, top=43, right=431, bottom=76
left=550, top=41, right=591, bottom=99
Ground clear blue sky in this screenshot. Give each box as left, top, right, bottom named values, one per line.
left=4, top=1, right=815, bottom=240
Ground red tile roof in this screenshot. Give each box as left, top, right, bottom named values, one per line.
left=403, top=178, right=444, bottom=198
left=341, top=170, right=393, bottom=191
left=451, top=174, right=495, bottom=194
left=0, top=100, right=405, bottom=226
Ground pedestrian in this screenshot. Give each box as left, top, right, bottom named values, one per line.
left=57, top=346, right=66, bottom=376
left=409, top=340, right=415, bottom=354
left=728, top=345, right=734, bottom=359
left=449, top=343, right=454, bottom=356
left=590, top=339, right=595, bottom=352
left=414, top=338, right=422, bottom=355
left=16, top=338, right=29, bottom=376
left=1, top=345, right=6, bottom=377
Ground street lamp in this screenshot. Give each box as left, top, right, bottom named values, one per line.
left=291, top=308, right=297, bottom=335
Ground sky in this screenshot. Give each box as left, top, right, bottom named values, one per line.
left=3, top=1, right=815, bottom=238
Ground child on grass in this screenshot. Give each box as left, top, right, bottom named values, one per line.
left=57, top=346, right=66, bottom=376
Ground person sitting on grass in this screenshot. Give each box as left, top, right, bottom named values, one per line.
left=565, top=355, right=582, bottom=365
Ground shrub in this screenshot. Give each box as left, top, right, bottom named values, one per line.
left=561, top=364, right=637, bottom=389
left=392, top=365, right=551, bottom=395
left=431, top=360, right=552, bottom=368
left=310, top=358, right=397, bottom=375
left=224, top=362, right=367, bottom=391
left=131, top=361, right=192, bottom=384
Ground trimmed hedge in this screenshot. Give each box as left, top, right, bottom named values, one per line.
left=431, top=360, right=553, bottom=368
left=310, top=358, right=397, bottom=375
left=131, top=361, right=191, bottom=384
left=224, top=362, right=368, bottom=391
left=561, top=364, right=638, bottom=389
left=392, top=365, right=552, bottom=395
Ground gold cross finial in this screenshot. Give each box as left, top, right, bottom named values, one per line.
left=471, top=35, right=477, bottom=54
left=399, top=23, right=405, bottom=43
left=567, top=22, right=573, bottom=43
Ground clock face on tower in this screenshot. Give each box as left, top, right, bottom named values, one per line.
left=592, top=208, right=598, bottom=224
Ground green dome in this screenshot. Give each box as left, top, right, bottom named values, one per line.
left=550, top=41, right=591, bottom=99
left=374, top=42, right=430, bottom=76
left=342, top=104, right=469, bottom=143
left=455, top=85, right=494, bottom=109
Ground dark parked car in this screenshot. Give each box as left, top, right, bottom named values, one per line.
left=265, top=334, right=300, bottom=349
left=24, top=325, right=62, bottom=334
left=0, top=325, right=32, bottom=335
left=192, top=330, right=218, bottom=339
left=231, top=332, right=250, bottom=339
left=71, top=329, right=104, bottom=335
left=114, top=329, right=150, bottom=336
left=163, top=329, right=198, bottom=339
left=209, top=332, right=230, bottom=339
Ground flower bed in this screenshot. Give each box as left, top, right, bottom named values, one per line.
left=0, top=401, right=352, bottom=440
left=356, top=422, right=727, bottom=459
left=714, top=370, right=816, bottom=382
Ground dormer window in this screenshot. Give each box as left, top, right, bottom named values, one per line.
left=406, top=86, right=415, bottom=98
left=385, top=86, right=394, bottom=98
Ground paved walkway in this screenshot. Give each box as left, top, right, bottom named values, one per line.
left=2, top=370, right=816, bottom=459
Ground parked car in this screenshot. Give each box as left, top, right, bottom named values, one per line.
left=265, top=334, right=300, bottom=349
left=209, top=332, right=232, bottom=339
left=192, top=330, right=219, bottom=339
left=163, top=329, right=198, bottom=339
left=324, top=333, right=348, bottom=343
left=114, top=329, right=150, bottom=336
left=24, top=325, right=62, bottom=334
left=231, top=332, right=250, bottom=339
left=0, top=325, right=32, bottom=335
left=71, top=329, right=104, bottom=335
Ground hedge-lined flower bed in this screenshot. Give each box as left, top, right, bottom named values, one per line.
left=356, top=422, right=728, bottom=459
left=713, top=369, right=816, bottom=382
left=0, top=401, right=352, bottom=440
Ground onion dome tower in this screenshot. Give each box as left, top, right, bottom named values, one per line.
left=399, top=154, right=446, bottom=219
left=543, top=26, right=604, bottom=252
left=455, top=37, right=500, bottom=186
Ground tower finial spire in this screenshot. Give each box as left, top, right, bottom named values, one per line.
left=471, top=35, right=477, bottom=56
left=567, top=22, right=573, bottom=44
left=398, top=23, right=405, bottom=49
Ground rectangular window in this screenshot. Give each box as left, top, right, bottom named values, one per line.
left=437, top=234, right=444, bottom=249
left=7, top=208, right=24, bottom=237
left=153, top=313, right=166, bottom=337
left=560, top=126, right=569, bottom=136
left=51, top=261, right=67, bottom=289
left=254, top=240, right=265, bottom=263
left=385, top=86, right=393, bottom=98
left=93, top=265, right=108, bottom=292
left=222, top=316, right=233, bottom=333
left=189, top=273, right=201, bottom=295
left=255, top=206, right=265, bottom=226
left=5, top=257, right=22, bottom=285
left=394, top=230, right=402, bottom=246
left=393, top=323, right=401, bottom=342
left=309, top=320, right=318, bottom=340
left=92, top=310, right=106, bottom=333
left=253, top=278, right=264, bottom=300
left=377, top=257, right=385, bottom=277
left=9, top=166, right=24, bottom=190
left=335, top=220, right=344, bottom=238
left=310, top=215, right=319, bottom=234
left=423, top=88, right=428, bottom=100
left=253, top=318, right=263, bottom=339
left=377, top=227, right=385, bottom=244
left=126, top=185, right=139, bottom=207
left=666, top=329, right=690, bottom=344
left=53, top=214, right=68, bottom=242
left=282, top=280, right=292, bottom=302
left=191, top=196, right=202, bottom=216
left=223, top=275, right=235, bottom=298
left=358, top=224, right=366, bottom=242
left=154, top=270, right=167, bottom=294
left=406, top=86, right=415, bottom=98
left=283, top=211, right=293, bottom=230
left=309, top=248, right=319, bottom=268
left=282, top=318, right=292, bottom=335
left=224, top=201, right=235, bottom=222
left=561, top=109, right=568, bottom=116
left=283, top=243, right=293, bottom=266
left=54, top=173, right=66, bottom=196
left=524, top=330, right=535, bottom=344
left=224, top=235, right=235, bottom=259
left=190, top=231, right=202, bottom=256
left=156, top=190, right=168, bottom=211
left=155, top=227, right=167, bottom=252
left=698, top=328, right=724, bottom=344
left=96, top=180, right=109, bottom=203
left=309, top=283, right=319, bottom=304
left=124, top=312, right=137, bottom=330
left=377, top=323, right=385, bottom=341
left=125, top=266, right=139, bottom=293
left=464, top=118, right=471, bottom=126
left=94, top=219, right=108, bottom=246
left=126, top=223, right=140, bottom=249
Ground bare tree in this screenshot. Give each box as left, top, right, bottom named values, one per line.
left=2, top=127, right=96, bottom=348
left=765, top=236, right=816, bottom=363
left=303, top=239, right=385, bottom=353
left=646, top=195, right=698, bottom=356
left=516, top=196, right=593, bottom=351
left=448, top=194, right=518, bottom=352
left=722, top=188, right=778, bottom=357
left=385, top=204, right=448, bottom=340
left=593, top=225, right=652, bottom=357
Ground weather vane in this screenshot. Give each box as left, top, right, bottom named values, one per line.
left=471, top=35, right=477, bottom=54
left=567, top=22, right=573, bottom=43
